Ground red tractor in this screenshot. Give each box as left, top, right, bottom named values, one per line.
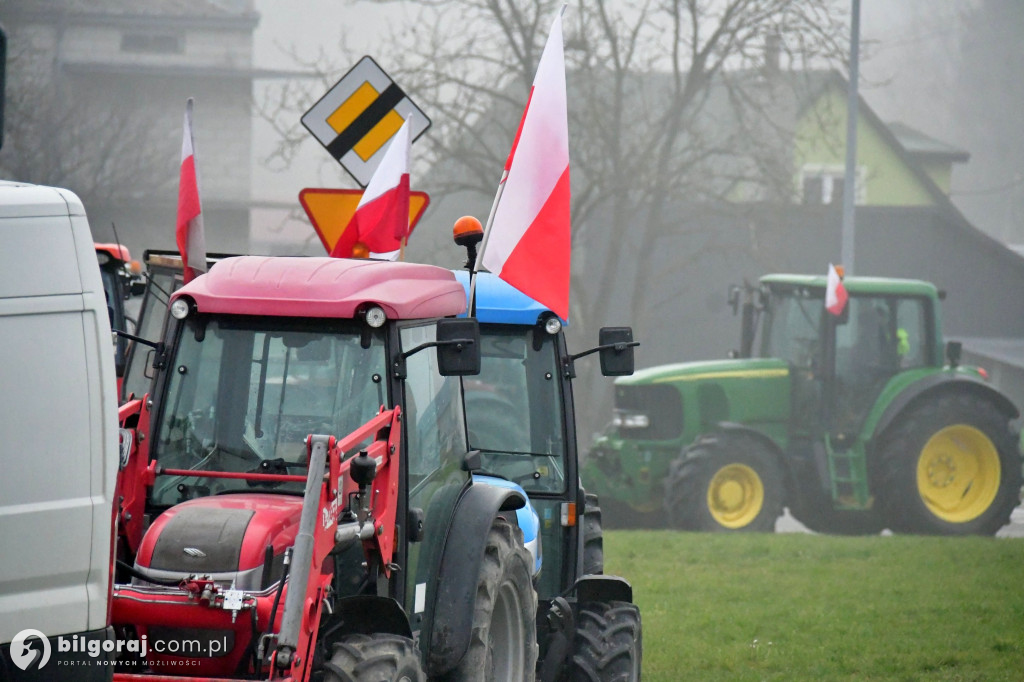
left=113, top=256, right=537, bottom=681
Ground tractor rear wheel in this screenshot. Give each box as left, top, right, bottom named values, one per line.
left=448, top=517, right=539, bottom=682
left=879, top=393, right=1022, bottom=535
left=665, top=437, right=784, bottom=532
left=583, top=494, right=604, bottom=575
left=324, top=633, right=425, bottom=682
left=568, top=601, right=642, bottom=682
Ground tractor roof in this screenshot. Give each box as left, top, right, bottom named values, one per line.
left=760, top=273, right=939, bottom=298
left=453, top=271, right=564, bottom=326
left=174, top=256, right=467, bottom=320
left=94, top=243, right=131, bottom=263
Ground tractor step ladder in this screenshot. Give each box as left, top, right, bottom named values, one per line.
left=824, top=436, right=870, bottom=509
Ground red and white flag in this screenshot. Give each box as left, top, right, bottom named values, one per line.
left=479, top=9, right=571, bottom=319
left=176, top=98, right=207, bottom=283
left=332, top=119, right=412, bottom=261
left=826, top=263, right=848, bottom=316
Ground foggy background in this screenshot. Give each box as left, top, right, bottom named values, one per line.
left=1, top=0, right=1022, bottom=448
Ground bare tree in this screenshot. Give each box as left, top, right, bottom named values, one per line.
left=0, top=36, right=179, bottom=210
left=259, top=0, right=849, bottom=441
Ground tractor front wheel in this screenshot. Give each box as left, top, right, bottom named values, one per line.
left=879, top=393, right=1022, bottom=535
left=448, top=516, right=539, bottom=682
left=324, top=633, right=425, bottom=682
left=568, top=601, right=642, bottom=682
left=665, top=437, right=784, bottom=532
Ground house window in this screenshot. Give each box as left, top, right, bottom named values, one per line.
left=121, top=33, right=183, bottom=54
left=800, top=166, right=865, bottom=205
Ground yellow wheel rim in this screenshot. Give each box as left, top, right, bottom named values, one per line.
left=707, top=463, right=764, bottom=528
left=916, top=424, right=1001, bottom=523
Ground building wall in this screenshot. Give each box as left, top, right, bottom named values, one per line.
left=0, top=2, right=257, bottom=256
left=793, top=87, right=935, bottom=207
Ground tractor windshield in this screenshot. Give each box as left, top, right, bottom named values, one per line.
left=464, top=326, right=566, bottom=493
left=759, top=288, right=823, bottom=369
left=150, top=316, right=387, bottom=506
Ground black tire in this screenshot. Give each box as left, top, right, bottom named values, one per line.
left=447, top=517, right=539, bottom=681
left=878, top=393, right=1022, bottom=535
left=582, top=493, right=604, bottom=575
left=665, top=437, right=784, bottom=532
left=324, top=633, right=425, bottom=682
left=568, top=601, right=642, bottom=682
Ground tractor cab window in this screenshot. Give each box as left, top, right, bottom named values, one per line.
left=834, top=295, right=928, bottom=432
left=465, top=326, right=566, bottom=493
left=759, top=288, right=823, bottom=369
left=836, top=296, right=930, bottom=377
left=151, top=317, right=386, bottom=506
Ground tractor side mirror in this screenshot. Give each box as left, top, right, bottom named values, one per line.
left=436, top=318, right=481, bottom=376
left=598, top=327, right=636, bottom=377
left=728, top=285, right=741, bottom=314
left=945, top=340, right=962, bottom=368
left=130, top=280, right=147, bottom=297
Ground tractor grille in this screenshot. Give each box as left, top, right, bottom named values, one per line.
left=614, top=385, right=682, bottom=440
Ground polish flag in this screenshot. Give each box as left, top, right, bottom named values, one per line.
left=176, top=98, right=207, bottom=283
left=826, top=263, right=849, bottom=316
left=332, top=119, right=412, bottom=261
left=479, top=10, right=571, bottom=319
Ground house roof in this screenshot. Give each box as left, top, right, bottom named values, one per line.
left=958, top=337, right=1024, bottom=371
left=887, top=122, right=970, bottom=164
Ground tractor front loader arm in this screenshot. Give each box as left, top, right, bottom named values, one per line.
left=272, top=406, right=402, bottom=682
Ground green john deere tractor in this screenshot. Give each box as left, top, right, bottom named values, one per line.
left=585, top=273, right=1023, bottom=535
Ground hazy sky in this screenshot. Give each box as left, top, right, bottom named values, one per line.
left=247, top=1, right=1019, bottom=248
left=247, top=0, right=950, bottom=201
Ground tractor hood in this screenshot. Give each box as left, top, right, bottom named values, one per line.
left=618, top=357, right=790, bottom=387
left=612, top=358, right=792, bottom=445
left=134, top=493, right=303, bottom=591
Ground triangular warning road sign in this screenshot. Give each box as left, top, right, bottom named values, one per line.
left=299, top=188, right=429, bottom=257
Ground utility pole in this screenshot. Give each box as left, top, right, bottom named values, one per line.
left=841, top=0, right=861, bottom=273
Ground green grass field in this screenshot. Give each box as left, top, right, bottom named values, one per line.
left=602, top=530, right=1024, bottom=681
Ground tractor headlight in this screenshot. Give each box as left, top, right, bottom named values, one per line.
left=170, top=298, right=191, bottom=320
left=364, top=305, right=387, bottom=328
left=543, top=316, right=562, bottom=335
left=612, top=411, right=650, bottom=429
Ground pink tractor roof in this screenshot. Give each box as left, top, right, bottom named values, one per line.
left=172, top=256, right=467, bottom=320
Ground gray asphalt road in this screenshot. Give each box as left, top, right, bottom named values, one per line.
left=775, top=503, right=1024, bottom=537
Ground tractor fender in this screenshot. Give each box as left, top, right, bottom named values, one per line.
left=872, top=374, right=1019, bottom=441
left=331, top=595, right=412, bottom=639
left=425, top=479, right=526, bottom=677
left=573, top=574, right=633, bottom=604
left=689, top=422, right=787, bottom=466
left=687, top=423, right=791, bottom=496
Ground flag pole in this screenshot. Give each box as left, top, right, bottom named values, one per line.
left=468, top=168, right=509, bottom=316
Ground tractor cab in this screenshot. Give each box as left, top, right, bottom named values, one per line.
left=113, top=256, right=546, bottom=681
left=95, top=243, right=143, bottom=378
left=454, top=265, right=642, bottom=681
left=754, top=275, right=941, bottom=441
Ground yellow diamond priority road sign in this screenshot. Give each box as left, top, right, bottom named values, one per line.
left=301, top=56, right=431, bottom=187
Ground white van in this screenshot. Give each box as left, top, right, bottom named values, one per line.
left=0, top=181, right=117, bottom=679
